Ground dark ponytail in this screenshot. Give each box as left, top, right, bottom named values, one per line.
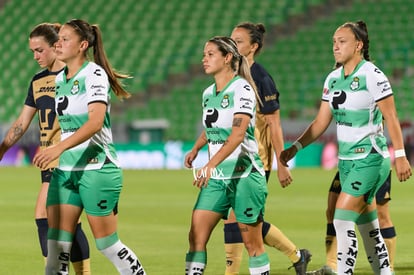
left=65, top=19, right=131, bottom=99
left=235, top=22, right=266, bottom=56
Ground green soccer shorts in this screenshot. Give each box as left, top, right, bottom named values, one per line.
left=194, top=171, right=267, bottom=224
left=47, top=162, right=122, bottom=216
left=338, top=153, right=391, bottom=204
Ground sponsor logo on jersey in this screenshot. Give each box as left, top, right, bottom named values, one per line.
left=93, top=69, right=102, bottom=76
left=71, top=80, right=80, bottom=95
left=91, top=84, right=106, bottom=97
left=377, top=80, right=391, bottom=93
left=350, top=77, right=360, bottom=91
left=38, top=86, right=56, bottom=93
left=88, top=157, right=99, bottom=164
left=354, top=148, right=365, bottom=153
left=377, top=80, right=389, bottom=87
left=264, top=94, right=277, bottom=102
left=208, top=138, right=226, bottom=145
left=61, top=127, right=80, bottom=134
left=336, top=120, right=352, bottom=127
left=240, top=97, right=253, bottom=110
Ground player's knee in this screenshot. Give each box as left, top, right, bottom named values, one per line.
left=188, top=229, right=207, bottom=251
left=242, top=239, right=262, bottom=255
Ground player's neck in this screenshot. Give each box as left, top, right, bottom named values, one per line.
left=214, top=71, right=236, bottom=92
left=48, top=59, right=65, bottom=73
left=65, top=58, right=87, bottom=79
left=343, top=56, right=363, bottom=77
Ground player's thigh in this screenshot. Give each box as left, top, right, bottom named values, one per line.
left=193, top=178, right=230, bottom=217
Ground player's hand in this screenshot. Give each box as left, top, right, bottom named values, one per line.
left=193, top=165, right=212, bottom=188
left=184, top=149, right=198, bottom=168
left=280, top=146, right=298, bottom=167
left=277, top=165, right=292, bottom=188
left=394, top=157, right=412, bottom=182
left=33, top=145, right=62, bottom=170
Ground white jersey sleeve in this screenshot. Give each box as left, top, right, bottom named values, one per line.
left=365, top=63, right=393, bottom=101
left=233, top=80, right=256, bottom=117
left=85, top=65, right=110, bottom=104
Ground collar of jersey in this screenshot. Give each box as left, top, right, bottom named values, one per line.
left=213, top=75, right=240, bottom=95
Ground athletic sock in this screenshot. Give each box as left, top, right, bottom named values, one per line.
left=224, top=222, right=244, bottom=274
left=45, top=228, right=73, bottom=275
left=35, top=218, right=48, bottom=258
left=185, top=251, right=206, bottom=275
left=263, top=223, right=299, bottom=263
left=381, top=227, right=396, bottom=272
left=333, top=209, right=359, bottom=274
left=71, top=259, right=91, bottom=275
left=70, top=222, right=91, bottom=275
left=248, top=252, right=270, bottom=275
left=357, top=211, right=391, bottom=274
left=325, top=223, right=337, bottom=271
left=97, top=232, right=145, bottom=275
left=224, top=243, right=244, bottom=275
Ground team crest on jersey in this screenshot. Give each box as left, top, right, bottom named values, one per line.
left=350, top=77, right=360, bottom=91
left=71, top=80, right=80, bottom=95
left=221, top=95, right=229, bottom=108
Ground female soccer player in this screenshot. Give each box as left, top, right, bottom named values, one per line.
left=0, top=22, right=90, bottom=274
left=223, top=22, right=310, bottom=275
left=281, top=21, right=411, bottom=274
left=184, top=36, right=270, bottom=275
left=33, top=19, right=146, bottom=275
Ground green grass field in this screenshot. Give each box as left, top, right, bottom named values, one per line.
left=1, top=166, right=413, bottom=274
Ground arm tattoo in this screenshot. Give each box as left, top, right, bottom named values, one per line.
left=6, top=124, right=24, bottom=145
left=232, top=117, right=242, bottom=127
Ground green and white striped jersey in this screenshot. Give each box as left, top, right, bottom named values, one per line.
left=55, top=61, right=119, bottom=171
left=322, top=60, right=392, bottom=160
left=202, top=76, right=264, bottom=179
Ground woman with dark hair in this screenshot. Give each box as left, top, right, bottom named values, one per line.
left=281, top=21, right=411, bottom=274
left=225, top=22, right=310, bottom=275
left=33, top=19, right=145, bottom=275
left=0, top=22, right=90, bottom=274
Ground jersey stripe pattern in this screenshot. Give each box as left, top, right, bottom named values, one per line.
left=55, top=61, right=119, bottom=171
left=322, top=60, right=392, bottom=160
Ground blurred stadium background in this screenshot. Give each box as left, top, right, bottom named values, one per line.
left=0, top=0, right=413, bottom=168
